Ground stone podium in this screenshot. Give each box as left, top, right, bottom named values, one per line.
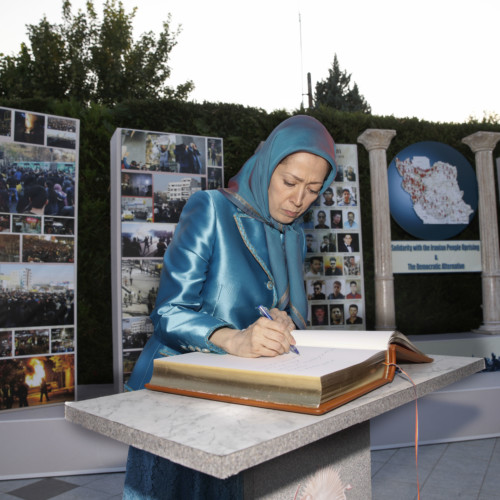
left=65, top=355, right=483, bottom=499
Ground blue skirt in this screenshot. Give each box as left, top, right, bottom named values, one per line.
left=123, top=446, right=243, bottom=499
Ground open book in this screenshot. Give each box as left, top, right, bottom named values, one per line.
left=145, top=330, right=433, bottom=415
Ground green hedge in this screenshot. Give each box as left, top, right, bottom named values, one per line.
left=2, top=98, right=499, bottom=383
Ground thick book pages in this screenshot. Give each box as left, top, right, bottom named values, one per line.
left=146, top=330, right=433, bottom=415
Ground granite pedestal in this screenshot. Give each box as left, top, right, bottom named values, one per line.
left=65, top=355, right=484, bottom=499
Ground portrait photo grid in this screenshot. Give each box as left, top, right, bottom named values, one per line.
left=302, top=144, right=366, bottom=330
left=110, top=128, right=224, bottom=390
left=0, top=107, right=78, bottom=412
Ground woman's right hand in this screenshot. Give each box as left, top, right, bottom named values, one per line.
left=209, top=316, right=297, bottom=358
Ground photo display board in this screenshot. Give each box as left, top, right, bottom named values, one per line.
left=302, top=144, right=366, bottom=329
left=0, top=107, right=79, bottom=412
left=110, top=128, right=224, bottom=391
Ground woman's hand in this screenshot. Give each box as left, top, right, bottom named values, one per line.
left=210, top=310, right=297, bottom=358
left=267, top=307, right=296, bottom=332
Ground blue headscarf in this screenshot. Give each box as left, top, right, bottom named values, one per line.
left=220, top=115, right=337, bottom=329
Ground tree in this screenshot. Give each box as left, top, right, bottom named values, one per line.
left=467, top=111, right=500, bottom=125
left=314, top=55, right=371, bottom=114
left=0, top=0, right=193, bottom=105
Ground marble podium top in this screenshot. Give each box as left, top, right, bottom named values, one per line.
left=65, top=355, right=484, bottom=479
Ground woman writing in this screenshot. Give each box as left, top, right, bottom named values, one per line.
left=124, top=115, right=337, bottom=499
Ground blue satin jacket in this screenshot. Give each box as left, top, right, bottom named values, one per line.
left=125, top=190, right=305, bottom=391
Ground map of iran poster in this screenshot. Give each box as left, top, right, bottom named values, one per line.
left=388, top=141, right=478, bottom=240
left=388, top=141, right=481, bottom=274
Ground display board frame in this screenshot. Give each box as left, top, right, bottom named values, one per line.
left=110, top=128, right=224, bottom=392
left=302, top=144, right=366, bottom=329
left=0, top=107, right=79, bottom=412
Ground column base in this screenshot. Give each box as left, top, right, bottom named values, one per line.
left=473, top=323, right=500, bottom=335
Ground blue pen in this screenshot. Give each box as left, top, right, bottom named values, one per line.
left=257, top=305, right=300, bottom=355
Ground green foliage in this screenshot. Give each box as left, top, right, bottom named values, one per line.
left=467, top=110, right=500, bottom=125
left=76, top=103, right=115, bottom=383
left=314, top=55, right=371, bottom=114
left=0, top=0, right=193, bottom=105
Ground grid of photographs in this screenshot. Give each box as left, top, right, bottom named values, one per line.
left=111, top=128, right=224, bottom=389
left=302, top=144, right=366, bottom=329
left=0, top=107, right=78, bottom=411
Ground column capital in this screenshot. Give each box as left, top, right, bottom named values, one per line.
left=462, top=131, right=500, bottom=153
left=357, top=129, right=396, bottom=152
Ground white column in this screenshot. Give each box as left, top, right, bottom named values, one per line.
left=462, top=131, right=500, bottom=334
left=357, top=129, right=397, bottom=330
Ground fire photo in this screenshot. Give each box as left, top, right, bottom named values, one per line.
left=0, top=354, right=75, bottom=411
